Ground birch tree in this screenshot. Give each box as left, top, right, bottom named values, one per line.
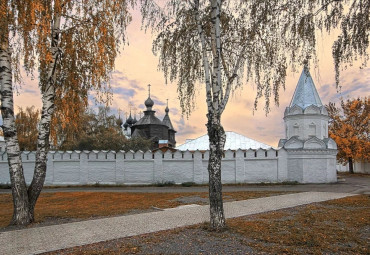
left=141, top=0, right=369, bottom=230
left=1, top=0, right=133, bottom=225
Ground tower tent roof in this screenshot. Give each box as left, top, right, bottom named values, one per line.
left=162, top=106, right=175, bottom=131
left=289, top=67, right=323, bottom=110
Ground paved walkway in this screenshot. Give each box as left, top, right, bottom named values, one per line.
left=0, top=192, right=354, bottom=255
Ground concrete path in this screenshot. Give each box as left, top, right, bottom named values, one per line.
left=0, top=192, right=354, bottom=255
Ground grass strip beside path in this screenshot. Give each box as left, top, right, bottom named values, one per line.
left=0, top=191, right=290, bottom=229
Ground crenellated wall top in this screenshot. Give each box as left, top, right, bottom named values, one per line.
left=0, top=148, right=284, bottom=161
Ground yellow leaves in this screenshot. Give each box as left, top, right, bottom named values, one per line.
left=328, top=97, right=369, bottom=163
left=15, top=106, right=40, bottom=151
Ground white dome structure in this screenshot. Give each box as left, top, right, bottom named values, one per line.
left=176, top=131, right=272, bottom=151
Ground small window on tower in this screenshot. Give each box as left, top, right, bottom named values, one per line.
left=293, top=123, right=299, bottom=136
left=309, top=123, right=316, bottom=137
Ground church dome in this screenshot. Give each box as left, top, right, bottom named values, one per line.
left=145, top=97, right=154, bottom=109
left=126, top=114, right=133, bottom=125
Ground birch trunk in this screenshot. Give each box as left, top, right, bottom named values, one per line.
left=207, top=112, right=226, bottom=230
left=194, top=0, right=226, bottom=230
left=0, top=21, right=32, bottom=225
left=27, top=12, right=61, bottom=217
left=206, top=0, right=226, bottom=231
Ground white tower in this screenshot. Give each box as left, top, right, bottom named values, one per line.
left=278, top=66, right=337, bottom=183
left=279, top=66, right=337, bottom=149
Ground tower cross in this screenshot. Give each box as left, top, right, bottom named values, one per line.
left=148, top=84, right=151, bottom=97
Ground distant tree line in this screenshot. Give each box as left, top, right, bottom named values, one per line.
left=14, top=106, right=152, bottom=152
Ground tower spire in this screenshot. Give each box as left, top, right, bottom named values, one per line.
left=165, top=99, right=169, bottom=114
left=289, top=66, right=323, bottom=109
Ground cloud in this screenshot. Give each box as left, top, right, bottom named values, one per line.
left=175, top=118, right=185, bottom=126
left=112, top=87, right=136, bottom=98
left=168, top=107, right=179, bottom=116
left=22, top=88, right=39, bottom=95
left=111, top=72, right=144, bottom=92
left=177, top=125, right=200, bottom=137
left=318, top=84, right=331, bottom=102
left=151, top=95, right=166, bottom=106
left=338, top=83, right=369, bottom=98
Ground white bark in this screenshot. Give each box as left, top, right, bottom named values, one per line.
left=28, top=11, right=61, bottom=214
left=210, top=0, right=222, bottom=112
left=0, top=42, right=31, bottom=224
left=195, top=0, right=226, bottom=230
left=194, top=0, right=212, bottom=111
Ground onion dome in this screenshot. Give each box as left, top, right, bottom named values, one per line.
left=133, top=115, right=138, bottom=124
left=165, top=106, right=169, bottom=113
left=145, top=84, right=154, bottom=110
left=145, top=97, right=154, bottom=110
left=126, top=113, right=133, bottom=126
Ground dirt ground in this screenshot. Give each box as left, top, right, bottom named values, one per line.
left=43, top=195, right=370, bottom=255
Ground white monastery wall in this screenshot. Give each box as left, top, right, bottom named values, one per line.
left=0, top=147, right=337, bottom=185
left=336, top=161, right=370, bottom=174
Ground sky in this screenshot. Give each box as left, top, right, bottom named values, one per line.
left=12, top=9, right=370, bottom=147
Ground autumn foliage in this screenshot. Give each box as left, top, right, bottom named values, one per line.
left=15, top=105, right=153, bottom=152
left=327, top=97, right=370, bottom=173
left=15, top=106, right=40, bottom=151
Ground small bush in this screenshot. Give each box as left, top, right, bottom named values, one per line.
left=181, top=182, right=196, bottom=187
left=155, top=181, right=176, bottom=187
left=0, top=183, right=11, bottom=189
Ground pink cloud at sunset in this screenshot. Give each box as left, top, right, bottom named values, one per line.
left=11, top=9, right=370, bottom=147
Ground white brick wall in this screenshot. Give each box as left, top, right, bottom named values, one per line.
left=0, top=148, right=337, bottom=185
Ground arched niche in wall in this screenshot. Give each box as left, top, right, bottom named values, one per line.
left=293, top=123, right=299, bottom=137
left=309, top=122, right=316, bottom=137
left=290, top=105, right=303, bottom=115
left=304, top=105, right=321, bottom=115
left=285, top=124, right=288, bottom=138
left=323, top=123, right=327, bottom=138
left=303, top=137, right=326, bottom=149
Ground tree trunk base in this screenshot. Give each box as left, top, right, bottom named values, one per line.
left=349, top=158, right=354, bottom=174
left=10, top=207, right=33, bottom=226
